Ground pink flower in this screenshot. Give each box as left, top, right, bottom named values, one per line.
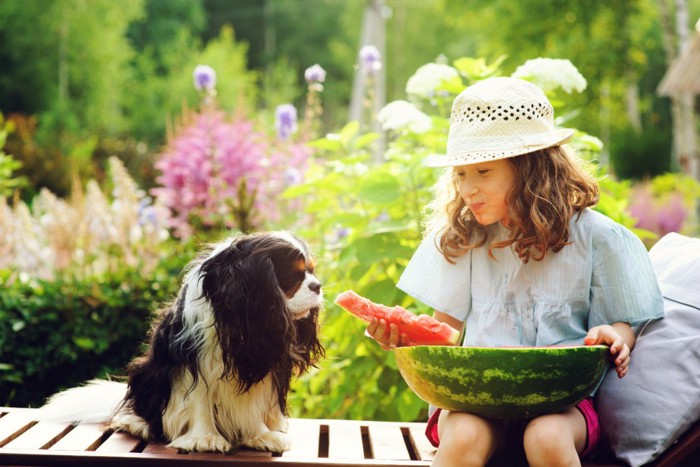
left=152, top=109, right=312, bottom=237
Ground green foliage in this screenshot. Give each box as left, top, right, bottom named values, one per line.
left=0, top=251, right=189, bottom=407
left=610, top=126, right=672, bottom=180
left=0, top=114, right=28, bottom=197
left=125, top=23, right=258, bottom=144
left=287, top=120, right=442, bottom=422
left=441, top=0, right=670, bottom=140
left=36, top=0, right=145, bottom=142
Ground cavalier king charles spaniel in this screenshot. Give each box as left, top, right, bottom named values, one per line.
left=40, top=231, right=324, bottom=453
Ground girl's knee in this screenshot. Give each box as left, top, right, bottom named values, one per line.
left=435, top=412, right=498, bottom=466
left=523, top=415, right=581, bottom=467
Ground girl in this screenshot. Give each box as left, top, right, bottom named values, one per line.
left=367, top=77, right=663, bottom=467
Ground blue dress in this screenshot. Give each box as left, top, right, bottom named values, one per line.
left=397, top=209, right=664, bottom=347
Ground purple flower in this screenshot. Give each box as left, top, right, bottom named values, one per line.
left=275, top=104, right=298, bottom=140
left=304, top=64, right=327, bottom=84
left=336, top=227, right=350, bottom=240
left=359, top=45, right=382, bottom=74
left=284, top=167, right=303, bottom=186
left=193, top=65, right=216, bottom=92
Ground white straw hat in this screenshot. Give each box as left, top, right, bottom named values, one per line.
left=426, top=77, right=574, bottom=167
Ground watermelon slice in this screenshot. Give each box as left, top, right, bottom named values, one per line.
left=334, top=290, right=460, bottom=346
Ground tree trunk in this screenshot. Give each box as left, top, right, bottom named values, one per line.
left=625, top=80, right=642, bottom=134
left=675, top=0, right=699, bottom=179
left=658, top=0, right=698, bottom=178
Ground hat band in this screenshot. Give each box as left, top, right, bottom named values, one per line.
left=447, top=131, right=566, bottom=154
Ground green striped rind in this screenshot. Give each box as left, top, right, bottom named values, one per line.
left=394, top=345, right=608, bottom=419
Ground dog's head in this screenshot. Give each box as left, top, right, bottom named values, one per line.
left=191, top=231, right=324, bottom=404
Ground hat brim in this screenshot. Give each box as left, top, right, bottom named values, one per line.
left=425, top=128, right=575, bottom=168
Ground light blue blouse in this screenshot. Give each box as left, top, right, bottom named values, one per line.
left=397, top=209, right=664, bottom=347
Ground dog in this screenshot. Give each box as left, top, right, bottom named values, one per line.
left=39, top=231, right=324, bottom=453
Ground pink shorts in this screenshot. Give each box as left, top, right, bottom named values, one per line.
left=425, top=398, right=600, bottom=459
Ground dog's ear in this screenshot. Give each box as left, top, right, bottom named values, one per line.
left=199, top=239, right=294, bottom=392
left=292, top=306, right=324, bottom=374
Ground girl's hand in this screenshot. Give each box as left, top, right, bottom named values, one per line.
left=366, top=318, right=410, bottom=350
left=584, top=323, right=635, bottom=378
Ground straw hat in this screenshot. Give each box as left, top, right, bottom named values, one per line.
left=426, top=77, right=574, bottom=167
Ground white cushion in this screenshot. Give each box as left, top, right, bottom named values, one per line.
left=596, top=232, right=700, bottom=466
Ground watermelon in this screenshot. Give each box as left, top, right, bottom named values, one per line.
left=334, top=290, right=460, bottom=346
left=394, top=345, right=609, bottom=419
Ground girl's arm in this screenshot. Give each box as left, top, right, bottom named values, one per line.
left=584, top=322, right=635, bottom=378
left=366, top=310, right=464, bottom=350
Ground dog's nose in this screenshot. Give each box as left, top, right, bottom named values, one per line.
left=308, top=281, right=321, bottom=294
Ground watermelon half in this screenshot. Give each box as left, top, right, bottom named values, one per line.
left=334, top=290, right=460, bottom=346
left=394, top=345, right=609, bottom=419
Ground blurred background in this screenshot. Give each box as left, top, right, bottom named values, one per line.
left=1, top=0, right=699, bottom=421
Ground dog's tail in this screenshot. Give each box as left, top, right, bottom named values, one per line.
left=37, top=379, right=127, bottom=424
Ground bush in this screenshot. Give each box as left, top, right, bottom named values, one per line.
left=0, top=152, right=188, bottom=407
left=0, top=254, right=189, bottom=407
left=609, top=126, right=672, bottom=180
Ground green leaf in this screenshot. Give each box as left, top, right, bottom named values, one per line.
left=358, top=174, right=402, bottom=205
left=73, top=337, right=96, bottom=350
left=354, top=132, right=380, bottom=149
left=453, top=55, right=506, bottom=80
left=339, top=120, right=360, bottom=145
left=307, top=137, right=343, bottom=152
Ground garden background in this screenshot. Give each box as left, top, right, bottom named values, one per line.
left=1, top=0, right=699, bottom=423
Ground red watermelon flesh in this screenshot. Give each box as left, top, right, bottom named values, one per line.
left=334, top=290, right=460, bottom=346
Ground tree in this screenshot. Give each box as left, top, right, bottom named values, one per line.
left=0, top=0, right=144, bottom=142
left=438, top=0, right=678, bottom=178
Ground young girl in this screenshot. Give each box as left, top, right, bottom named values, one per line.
left=367, top=77, right=664, bottom=467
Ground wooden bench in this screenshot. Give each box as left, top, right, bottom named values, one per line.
left=0, top=407, right=434, bottom=466
left=2, top=407, right=699, bottom=466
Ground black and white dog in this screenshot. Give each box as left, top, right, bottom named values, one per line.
left=40, top=231, right=324, bottom=453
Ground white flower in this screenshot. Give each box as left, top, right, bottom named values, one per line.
left=511, top=58, right=587, bottom=94
left=406, top=63, right=459, bottom=98
left=377, top=100, right=432, bottom=133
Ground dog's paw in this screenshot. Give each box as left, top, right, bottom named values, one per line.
left=110, top=413, right=150, bottom=440
left=244, top=431, right=291, bottom=453
left=267, top=414, right=289, bottom=433
left=168, top=433, right=231, bottom=453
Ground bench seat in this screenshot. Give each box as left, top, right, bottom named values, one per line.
left=2, top=407, right=698, bottom=466
left=0, top=407, right=434, bottom=466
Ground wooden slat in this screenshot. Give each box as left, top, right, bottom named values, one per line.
left=50, top=423, right=106, bottom=451
left=367, top=423, right=411, bottom=460
left=285, top=418, right=321, bottom=458
left=186, top=448, right=272, bottom=459
left=141, top=442, right=179, bottom=455
left=0, top=411, right=36, bottom=446
left=407, top=425, right=435, bottom=462
left=95, top=430, right=141, bottom=453
left=326, top=420, right=365, bottom=459
left=3, top=421, right=71, bottom=450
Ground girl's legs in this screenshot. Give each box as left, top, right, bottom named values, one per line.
left=432, top=410, right=503, bottom=467
left=523, top=407, right=587, bottom=467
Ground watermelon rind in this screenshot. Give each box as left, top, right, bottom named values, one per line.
left=394, top=345, right=608, bottom=419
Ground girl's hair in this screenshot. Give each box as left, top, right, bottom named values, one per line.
left=426, top=146, right=599, bottom=263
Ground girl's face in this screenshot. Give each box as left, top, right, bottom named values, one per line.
left=454, top=159, right=516, bottom=226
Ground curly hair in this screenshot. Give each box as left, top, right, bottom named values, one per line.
left=427, top=146, right=599, bottom=264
